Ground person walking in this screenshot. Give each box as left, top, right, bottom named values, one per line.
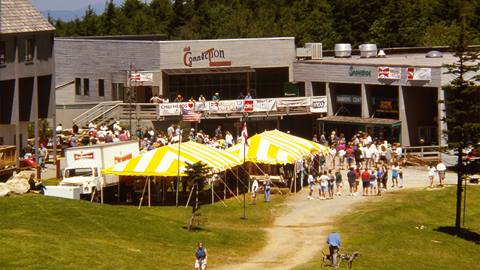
left=347, top=167, right=356, bottom=196
left=326, top=231, right=341, bottom=268
left=251, top=177, right=259, bottom=204
left=307, top=173, right=315, bottom=200
left=436, top=162, right=446, bottom=186
left=335, top=169, right=343, bottom=196
left=319, top=172, right=329, bottom=200
left=328, top=170, right=335, bottom=199
left=263, top=174, right=271, bottom=202
left=194, top=242, right=208, bottom=270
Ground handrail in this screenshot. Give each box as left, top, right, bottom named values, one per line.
left=73, top=101, right=123, bottom=126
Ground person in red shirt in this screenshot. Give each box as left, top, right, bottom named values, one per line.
left=361, top=168, right=370, bottom=196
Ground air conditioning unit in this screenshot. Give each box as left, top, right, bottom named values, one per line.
left=305, top=43, right=323, bottom=59
left=296, top=47, right=311, bottom=58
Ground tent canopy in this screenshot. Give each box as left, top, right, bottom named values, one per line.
left=103, top=141, right=242, bottom=177
left=226, top=129, right=329, bottom=164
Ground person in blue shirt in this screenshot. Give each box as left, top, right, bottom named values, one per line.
left=194, top=242, right=208, bottom=270
left=327, top=231, right=341, bottom=268
left=263, top=174, right=271, bottom=202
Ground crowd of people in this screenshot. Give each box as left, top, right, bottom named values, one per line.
left=149, top=91, right=254, bottom=104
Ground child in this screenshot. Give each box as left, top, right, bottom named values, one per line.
left=319, top=172, right=329, bottom=200
left=391, top=162, right=400, bottom=188
left=428, top=164, right=436, bottom=188
left=371, top=168, right=379, bottom=196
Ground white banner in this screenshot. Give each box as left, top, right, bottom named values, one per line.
left=158, top=102, right=189, bottom=116
left=276, top=97, right=310, bottom=108
left=407, top=67, right=431, bottom=81
left=208, top=100, right=244, bottom=113
left=253, top=99, right=277, bottom=112
left=194, top=101, right=210, bottom=112
left=310, top=96, right=327, bottom=113
left=378, top=67, right=401, bottom=80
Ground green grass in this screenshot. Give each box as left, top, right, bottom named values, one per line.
left=0, top=193, right=285, bottom=269
left=295, top=186, right=480, bottom=270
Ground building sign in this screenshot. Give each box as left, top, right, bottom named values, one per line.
left=183, top=46, right=232, bottom=67
left=407, top=67, right=431, bottom=81
left=243, top=100, right=254, bottom=112
left=158, top=102, right=189, bottom=116
left=129, top=72, right=153, bottom=82
left=337, top=95, right=361, bottom=104
left=208, top=100, right=243, bottom=113
left=349, top=66, right=372, bottom=77
left=378, top=67, right=401, bottom=80
left=74, top=152, right=94, bottom=160
left=376, top=100, right=398, bottom=113
left=310, top=96, right=327, bottom=113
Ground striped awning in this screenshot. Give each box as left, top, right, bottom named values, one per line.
left=103, top=141, right=242, bottom=176
left=226, top=130, right=329, bottom=164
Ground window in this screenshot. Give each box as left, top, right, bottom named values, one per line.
left=25, top=39, right=34, bottom=62
left=98, top=79, right=105, bottom=97
left=83, top=78, right=89, bottom=96
left=0, top=41, right=5, bottom=64
left=75, top=78, right=81, bottom=95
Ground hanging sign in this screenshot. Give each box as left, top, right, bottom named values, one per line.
left=253, top=99, right=277, bottom=112
left=310, top=96, right=327, bottom=113
left=407, top=68, right=432, bottom=81
left=129, top=72, right=153, bottom=82
left=378, top=67, right=401, bottom=80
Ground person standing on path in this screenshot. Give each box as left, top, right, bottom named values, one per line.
left=326, top=231, right=341, bottom=268
left=251, top=178, right=259, bottom=205
left=307, top=173, right=315, bottom=200
left=428, top=164, right=436, bottom=188
left=194, top=242, right=208, bottom=270
left=347, top=167, right=356, bottom=196
left=361, top=168, right=370, bottom=196
left=335, top=169, right=343, bottom=196
left=391, top=162, right=400, bottom=188
left=436, top=162, right=446, bottom=186
left=263, top=174, right=271, bottom=202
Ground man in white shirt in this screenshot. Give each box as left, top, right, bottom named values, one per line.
left=55, top=124, right=63, bottom=134
left=436, top=162, right=447, bottom=186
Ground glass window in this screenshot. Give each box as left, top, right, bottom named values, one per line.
left=83, top=78, right=90, bottom=96
left=75, top=78, right=81, bottom=95
left=25, top=39, right=34, bottom=62
left=98, top=79, right=104, bottom=97
left=0, top=41, right=5, bottom=64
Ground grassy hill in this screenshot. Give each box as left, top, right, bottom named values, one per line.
left=0, top=193, right=284, bottom=269
left=295, top=186, right=480, bottom=270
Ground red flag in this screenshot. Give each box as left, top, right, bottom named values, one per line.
left=242, top=122, right=249, bottom=146
left=181, top=107, right=201, bottom=122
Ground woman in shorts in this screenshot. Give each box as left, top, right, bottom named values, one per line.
left=361, top=169, right=370, bottom=196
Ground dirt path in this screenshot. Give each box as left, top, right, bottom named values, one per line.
left=218, top=167, right=457, bottom=270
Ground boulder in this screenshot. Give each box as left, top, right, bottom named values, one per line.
left=6, top=171, right=33, bottom=194
left=0, top=183, right=9, bottom=197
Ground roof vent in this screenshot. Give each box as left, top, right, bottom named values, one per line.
left=377, top=49, right=386, bottom=58
left=426, top=50, right=443, bottom=58
left=359, top=44, right=378, bottom=58
left=334, top=43, right=352, bottom=58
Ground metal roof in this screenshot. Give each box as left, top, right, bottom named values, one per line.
left=0, top=0, right=55, bottom=34
left=318, top=115, right=401, bottom=126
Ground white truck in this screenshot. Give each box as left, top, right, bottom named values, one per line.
left=59, top=141, right=139, bottom=196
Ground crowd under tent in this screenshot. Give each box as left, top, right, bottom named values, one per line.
left=103, top=141, right=245, bottom=207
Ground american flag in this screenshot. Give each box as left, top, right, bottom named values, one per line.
left=182, top=107, right=202, bottom=122
left=241, top=121, right=249, bottom=146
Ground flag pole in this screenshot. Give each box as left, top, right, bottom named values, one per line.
left=241, top=117, right=247, bottom=220
left=176, top=106, right=182, bottom=207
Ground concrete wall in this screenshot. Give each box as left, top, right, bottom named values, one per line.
left=0, top=123, right=29, bottom=147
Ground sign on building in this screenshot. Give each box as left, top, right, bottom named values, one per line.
left=407, top=68, right=432, bottom=81
left=310, top=96, right=327, bottom=113
left=378, top=67, right=401, bottom=80
left=129, top=72, right=153, bottom=82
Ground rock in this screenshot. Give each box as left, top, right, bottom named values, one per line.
left=6, top=171, right=33, bottom=194
left=0, top=183, right=9, bottom=197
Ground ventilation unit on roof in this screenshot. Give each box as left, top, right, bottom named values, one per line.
left=359, top=44, right=378, bottom=58
left=305, top=43, right=323, bottom=60
left=334, top=43, right=352, bottom=58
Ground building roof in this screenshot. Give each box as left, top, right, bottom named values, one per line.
left=297, top=53, right=457, bottom=68
left=0, top=0, right=55, bottom=34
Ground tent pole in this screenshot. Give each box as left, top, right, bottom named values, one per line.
left=101, top=179, right=104, bottom=204
left=213, top=189, right=228, bottom=207
left=223, top=176, right=227, bottom=200
left=175, top=177, right=179, bottom=207
left=211, top=181, right=214, bottom=205
left=138, top=178, right=148, bottom=209
left=185, top=187, right=194, bottom=208
left=148, top=177, right=151, bottom=208
left=218, top=174, right=241, bottom=202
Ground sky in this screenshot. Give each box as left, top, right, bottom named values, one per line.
left=31, top=0, right=106, bottom=11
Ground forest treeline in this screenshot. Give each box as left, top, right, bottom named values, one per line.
left=51, top=0, right=480, bottom=49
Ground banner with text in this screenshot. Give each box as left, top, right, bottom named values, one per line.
left=276, top=97, right=311, bottom=108
left=158, top=102, right=189, bottom=116
left=310, top=96, right=328, bottom=113
left=208, top=100, right=244, bottom=113
left=253, top=99, right=277, bottom=112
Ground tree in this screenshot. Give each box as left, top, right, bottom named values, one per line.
left=185, top=161, right=210, bottom=230
left=442, top=12, right=480, bottom=233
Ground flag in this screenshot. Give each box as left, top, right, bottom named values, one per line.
left=241, top=121, right=249, bottom=146
left=181, top=107, right=202, bottom=122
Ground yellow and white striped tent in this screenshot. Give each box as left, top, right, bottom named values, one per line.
left=226, top=130, right=329, bottom=164
left=103, top=141, right=243, bottom=176
left=226, top=134, right=300, bottom=164
left=262, top=130, right=329, bottom=155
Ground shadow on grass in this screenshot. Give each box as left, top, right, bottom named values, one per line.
left=435, top=226, right=480, bottom=245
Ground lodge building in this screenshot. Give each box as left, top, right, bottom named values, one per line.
left=0, top=0, right=56, bottom=158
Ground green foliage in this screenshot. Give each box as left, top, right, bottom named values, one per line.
left=51, top=0, right=480, bottom=49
